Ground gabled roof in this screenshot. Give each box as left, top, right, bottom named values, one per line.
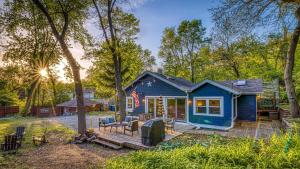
left=124, top=71, right=263, bottom=94
left=124, top=71, right=193, bottom=91
left=56, top=98, right=100, bottom=107
left=190, top=80, right=240, bottom=94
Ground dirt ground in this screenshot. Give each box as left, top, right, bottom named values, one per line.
left=2, top=130, right=131, bottom=169
left=16, top=143, right=131, bottom=169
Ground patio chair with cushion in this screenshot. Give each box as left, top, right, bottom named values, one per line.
left=122, top=116, right=139, bottom=126
left=99, top=117, right=117, bottom=130
left=124, top=120, right=139, bottom=136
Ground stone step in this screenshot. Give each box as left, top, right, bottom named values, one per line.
left=92, top=139, right=122, bottom=150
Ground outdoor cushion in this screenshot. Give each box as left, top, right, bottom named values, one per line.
left=125, top=116, right=133, bottom=122
left=99, top=118, right=107, bottom=124
left=108, top=117, right=115, bottom=123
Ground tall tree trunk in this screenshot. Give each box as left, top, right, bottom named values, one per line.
left=191, top=62, right=195, bottom=83
left=59, top=41, right=86, bottom=133
left=24, top=80, right=39, bottom=115
left=284, top=7, right=300, bottom=118
left=32, top=0, right=86, bottom=134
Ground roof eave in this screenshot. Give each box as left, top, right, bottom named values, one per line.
left=123, top=71, right=188, bottom=92
left=191, top=80, right=240, bottom=95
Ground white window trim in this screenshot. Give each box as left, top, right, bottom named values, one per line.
left=126, top=97, right=134, bottom=112
left=145, top=96, right=187, bottom=120
left=193, top=96, right=224, bottom=117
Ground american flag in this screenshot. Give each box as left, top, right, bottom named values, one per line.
left=131, top=91, right=139, bottom=108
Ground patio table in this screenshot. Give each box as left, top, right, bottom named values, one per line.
left=110, top=123, right=126, bottom=133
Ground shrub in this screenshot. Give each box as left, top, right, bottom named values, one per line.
left=106, top=133, right=300, bottom=169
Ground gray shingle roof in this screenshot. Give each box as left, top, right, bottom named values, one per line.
left=150, top=72, right=194, bottom=90
left=220, top=79, right=263, bottom=94
left=56, top=98, right=101, bottom=107
left=125, top=71, right=263, bottom=94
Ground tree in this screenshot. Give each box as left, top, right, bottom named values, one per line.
left=92, top=0, right=140, bottom=120
left=30, top=0, right=91, bottom=133
left=211, top=0, right=300, bottom=117
left=0, top=0, right=62, bottom=114
left=159, top=19, right=209, bottom=83
left=87, top=40, right=155, bottom=98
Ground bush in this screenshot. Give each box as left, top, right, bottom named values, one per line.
left=106, top=133, right=300, bottom=169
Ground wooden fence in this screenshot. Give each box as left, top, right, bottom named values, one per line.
left=0, top=106, right=20, bottom=118
left=31, top=106, right=63, bottom=117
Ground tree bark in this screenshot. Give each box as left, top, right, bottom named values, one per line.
left=24, top=79, right=39, bottom=115
left=93, top=0, right=126, bottom=120
left=32, top=0, right=86, bottom=133
left=284, top=7, right=300, bottom=118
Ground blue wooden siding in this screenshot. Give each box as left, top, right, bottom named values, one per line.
left=237, top=95, right=257, bottom=121
left=189, top=83, right=233, bottom=127
left=125, top=74, right=187, bottom=116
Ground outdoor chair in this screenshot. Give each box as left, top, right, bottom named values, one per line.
left=164, top=118, right=175, bottom=132
left=1, top=135, right=20, bottom=154
left=124, top=120, right=139, bottom=136
left=15, top=126, right=25, bottom=142
left=99, top=117, right=117, bottom=130
left=122, top=116, right=139, bottom=126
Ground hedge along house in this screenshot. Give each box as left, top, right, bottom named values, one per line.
left=124, top=71, right=263, bottom=130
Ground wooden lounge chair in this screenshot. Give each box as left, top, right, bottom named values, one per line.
left=15, top=126, right=25, bottom=142
left=124, top=120, right=139, bottom=136
left=32, top=135, right=47, bottom=145
left=1, top=135, right=20, bottom=154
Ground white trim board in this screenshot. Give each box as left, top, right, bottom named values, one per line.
left=123, top=71, right=189, bottom=92
left=188, top=122, right=232, bottom=131
left=190, top=80, right=240, bottom=94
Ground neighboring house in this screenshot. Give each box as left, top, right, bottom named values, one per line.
left=124, top=71, right=263, bottom=130
left=83, top=88, right=95, bottom=99
left=56, top=98, right=101, bottom=114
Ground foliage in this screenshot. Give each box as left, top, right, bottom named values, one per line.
left=87, top=40, right=155, bottom=97
left=107, top=133, right=300, bottom=169
left=159, top=19, right=209, bottom=83
left=0, top=88, right=18, bottom=106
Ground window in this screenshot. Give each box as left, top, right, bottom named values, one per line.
left=126, top=97, right=134, bottom=112
left=195, top=99, right=206, bottom=114
left=193, top=97, right=223, bottom=116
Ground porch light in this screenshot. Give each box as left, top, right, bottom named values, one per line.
left=257, top=95, right=261, bottom=100
left=188, top=99, right=192, bottom=105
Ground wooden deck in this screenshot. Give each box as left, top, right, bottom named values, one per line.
left=94, top=122, right=193, bottom=150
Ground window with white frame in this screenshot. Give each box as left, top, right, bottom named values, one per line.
left=194, top=97, right=223, bottom=116
left=126, top=97, right=134, bottom=112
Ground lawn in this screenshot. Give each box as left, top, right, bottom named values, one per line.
left=88, top=111, right=115, bottom=116
left=106, top=133, right=300, bottom=169
left=0, top=116, right=130, bottom=169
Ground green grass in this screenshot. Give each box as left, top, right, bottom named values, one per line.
left=0, top=116, right=76, bottom=168
left=106, top=133, right=300, bottom=169
left=87, top=111, right=115, bottom=116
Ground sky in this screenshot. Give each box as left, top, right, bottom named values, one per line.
left=0, top=0, right=221, bottom=80
left=132, top=0, right=219, bottom=65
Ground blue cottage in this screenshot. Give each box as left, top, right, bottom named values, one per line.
left=124, top=71, right=263, bottom=130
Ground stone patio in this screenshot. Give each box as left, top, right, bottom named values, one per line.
left=184, top=120, right=282, bottom=139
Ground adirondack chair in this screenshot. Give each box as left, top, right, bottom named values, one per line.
left=1, top=135, right=20, bottom=154
left=15, top=126, right=25, bottom=140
